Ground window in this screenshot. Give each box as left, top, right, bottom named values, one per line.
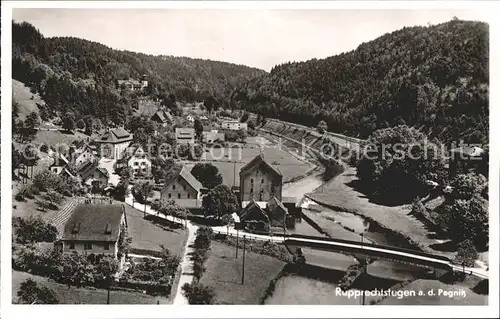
left=168, top=193, right=171, bottom=198
left=173, top=185, right=176, bottom=190
left=84, top=243, right=93, bottom=250
left=134, top=168, right=138, bottom=173
left=183, top=185, right=186, bottom=190
left=104, top=243, right=110, bottom=250
left=178, top=193, right=181, bottom=199
left=134, top=162, right=139, bottom=166
left=250, top=179, right=254, bottom=183
left=187, top=193, right=191, bottom=199
left=261, top=179, right=264, bottom=184
left=142, top=168, right=147, bottom=172
left=69, top=242, right=75, bottom=250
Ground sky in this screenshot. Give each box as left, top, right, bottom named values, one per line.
left=12, top=8, right=491, bottom=71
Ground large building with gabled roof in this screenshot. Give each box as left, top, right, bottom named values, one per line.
left=59, top=204, right=127, bottom=259
left=160, top=166, right=204, bottom=209
left=239, top=154, right=283, bottom=204
left=95, top=128, right=133, bottom=160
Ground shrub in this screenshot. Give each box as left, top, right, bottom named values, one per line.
left=181, top=282, right=216, bottom=305
left=33, top=170, right=64, bottom=192
left=16, top=279, right=59, bottom=304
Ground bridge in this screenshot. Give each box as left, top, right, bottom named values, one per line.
left=280, top=234, right=489, bottom=279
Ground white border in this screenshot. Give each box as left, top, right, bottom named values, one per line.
left=1, top=1, right=499, bottom=319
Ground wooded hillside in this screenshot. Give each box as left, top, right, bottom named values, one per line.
left=232, top=19, right=489, bottom=145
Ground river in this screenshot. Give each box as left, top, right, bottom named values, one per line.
left=269, top=172, right=431, bottom=304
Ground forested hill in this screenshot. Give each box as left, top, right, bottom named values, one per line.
left=12, top=21, right=264, bottom=126
left=232, top=19, right=489, bottom=144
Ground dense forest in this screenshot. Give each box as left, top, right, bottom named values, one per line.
left=232, top=19, right=489, bottom=145
left=12, top=21, right=263, bottom=127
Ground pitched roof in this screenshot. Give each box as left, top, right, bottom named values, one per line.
left=238, top=199, right=270, bottom=222
left=164, top=166, right=203, bottom=193
left=62, top=204, right=125, bottom=242
left=50, top=153, right=70, bottom=167
left=151, top=110, right=169, bottom=123
left=96, top=128, right=133, bottom=144
left=239, top=154, right=282, bottom=178
left=78, top=162, right=109, bottom=181
left=267, top=196, right=288, bottom=214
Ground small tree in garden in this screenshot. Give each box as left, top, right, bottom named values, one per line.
left=13, top=216, right=58, bottom=244
left=181, top=282, right=216, bottom=305
left=202, top=185, right=239, bottom=218
left=94, top=256, right=119, bottom=288
left=132, top=180, right=154, bottom=216
left=455, top=240, right=478, bottom=273
left=190, top=163, right=223, bottom=189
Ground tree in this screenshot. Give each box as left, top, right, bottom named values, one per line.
left=444, top=195, right=488, bottom=247
left=454, top=239, right=478, bottom=273
left=317, top=120, right=328, bottom=134
left=94, top=256, right=119, bottom=288
left=247, top=119, right=256, bottom=130
left=194, top=118, right=204, bottom=141
left=114, top=179, right=130, bottom=201
left=17, top=279, right=59, bottom=304
left=62, top=112, right=76, bottom=132
left=356, top=125, right=447, bottom=203
left=449, top=173, right=487, bottom=200
left=190, top=163, right=223, bottom=189
left=240, top=111, right=250, bottom=123
left=202, top=184, right=239, bottom=217
left=204, top=96, right=217, bottom=113
left=132, top=180, right=154, bottom=216
left=24, top=111, right=40, bottom=130
left=181, top=282, right=216, bottom=305
left=13, top=215, right=58, bottom=244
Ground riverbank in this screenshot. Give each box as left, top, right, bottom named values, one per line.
left=306, top=166, right=455, bottom=258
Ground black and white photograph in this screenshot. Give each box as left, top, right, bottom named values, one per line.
left=1, top=1, right=499, bottom=318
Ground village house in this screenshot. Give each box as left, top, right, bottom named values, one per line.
left=221, top=119, right=248, bottom=131
left=95, top=128, right=133, bottom=160
left=117, top=75, right=148, bottom=92
left=202, top=129, right=225, bottom=144
left=236, top=196, right=290, bottom=232
left=175, top=127, right=196, bottom=144
left=70, top=143, right=97, bottom=169
left=58, top=204, right=127, bottom=261
left=239, top=154, right=283, bottom=206
left=186, top=114, right=195, bottom=123
left=127, top=147, right=152, bottom=177
left=150, top=110, right=173, bottom=127
left=49, top=153, right=75, bottom=179
left=78, top=161, right=110, bottom=191
left=160, top=166, right=203, bottom=210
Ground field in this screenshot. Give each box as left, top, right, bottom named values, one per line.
left=186, top=144, right=313, bottom=187
left=199, top=241, right=286, bottom=304
left=125, top=205, right=188, bottom=256
left=12, top=271, right=166, bottom=304
left=307, top=166, right=455, bottom=258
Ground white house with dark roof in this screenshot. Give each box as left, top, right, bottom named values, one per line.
left=95, top=128, right=133, bottom=160
left=151, top=110, right=173, bottom=127
left=160, top=166, right=203, bottom=209
left=58, top=204, right=127, bottom=260
left=127, top=147, right=152, bottom=177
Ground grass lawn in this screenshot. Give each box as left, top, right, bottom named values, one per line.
left=13, top=79, right=41, bottom=121
left=125, top=205, right=187, bottom=256
left=308, top=166, right=454, bottom=258
left=379, top=279, right=487, bottom=305
left=33, top=129, right=89, bottom=148
left=12, top=270, right=166, bottom=304
left=199, top=241, right=286, bottom=304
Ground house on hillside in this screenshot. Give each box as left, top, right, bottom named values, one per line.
left=78, top=161, right=109, bottom=191
left=202, top=129, right=225, bottom=144
left=221, top=120, right=247, bottom=131
left=237, top=196, right=291, bottom=232
left=49, top=153, right=75, bottom=179
left=239, top=154, right=283, bottom=206
left=117, top=75, right=148, bottom=92
left=57, top=204, right=127, bottom=261
left=127, top=147, right=152, bottom=178
left=151, top=110, right=173, bottom=127
left=95, top=128, right=133, bottom=160
left=70, top=143, right=97, bottom=168
left=175, top=128, right=195, bottom=144
left=160, top=166, right=203, bottom=209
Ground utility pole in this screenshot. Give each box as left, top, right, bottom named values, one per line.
left=241, top=235, right=246, bottom=285
left=361, top=260, right=367, bottom=306
left=236, top=228, right=239, bottom=258
left=107, top=282, right=111, bottom=304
